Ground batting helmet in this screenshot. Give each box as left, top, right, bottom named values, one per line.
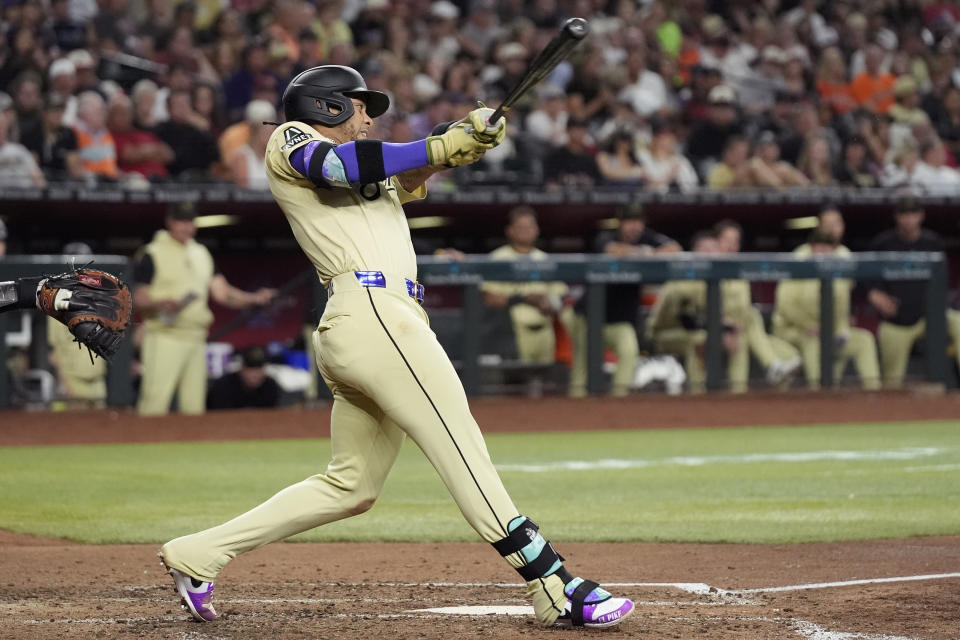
left=282, top=65, right=390, bottom=126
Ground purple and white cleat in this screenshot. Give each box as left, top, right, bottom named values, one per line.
left=555, top=578, right=634, bottom=629
left=159, top=552, right=217, bottom=622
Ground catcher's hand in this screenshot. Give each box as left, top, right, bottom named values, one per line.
left=36, top=268, right=133, bottom=359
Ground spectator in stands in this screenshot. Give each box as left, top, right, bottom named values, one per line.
left=889, top=75, right=926, bottom=125
left=637, top=119, right=699, bottom=193
left=910, top=138, right=960, bottom=194
left=569, top=203, right=680, bottom=398
left=73, top=90, right=118, bottom=181
left=707, top=136, right=752, bottom=189
left=525, top=84, right=568, bottom=149
left=618, top=42, right=670, bottom=118
left=131, top=79, right=160, bottom=130
left=682, top=64, right=723, bottom=123
left=28, top=93, right=81, bottom=180
left=12, top=72, right=43, bottom=149
left=108, top=92, right=172, bottom=180
left=481, top=206, right=567, bottom=365
left=192, top=83, right=224, bottom=136
left=154, top=90, right=219, bottom=179
left=596, top=129, right=644, bottom=186
left=134, top=203, right=276, bottom=415
left=933, top=86, right=960, bottom=159
left=713, top=219, right=803, bottom=387
left=739, top=46, right=786, bottom=116
left=816, top=46, right=856, bottom=116
left=47, top=242, right=106, bottom=409
left=686, top=84, right=743, bottom=177
left=68, top=50, right=99, bottom=94
left=228, top=117, right=271, bottom=190
left=48, top=58, right=79, bottom=127
left=50, top=0, right=88, bottom=52
left=0, top=111, right=44, bottom=188
left=698, top=14, right=752, bottom=86
left=850, top=44, right=896, bottom=114
left=797, top=134, right=836, bottom=186
left=219, top=99, right=275, bottom=179
left=223, top=40, right=275, bottom=119
left=868, top=197, right=960, bottom=388
left=747, top=130, right=810, bottom=189
left=207, top=345, right=282, bottom=410
left=774, top=228, right=880, bottom=390
left=814, top=207, right=849, bottom=250
left=566, top=42, right=615, bottom=123
left=542, top=118, right=599, bottom=189
left=835, top=136, right=879, bottom=188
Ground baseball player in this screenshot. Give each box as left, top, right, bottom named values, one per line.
left=158, top=65, right=634, bottom=629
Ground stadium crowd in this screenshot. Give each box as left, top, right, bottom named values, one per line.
left=2, top=0, right=960, bottom=193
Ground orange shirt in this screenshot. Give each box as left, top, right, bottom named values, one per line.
left=816, top=79, right=857, bottom=115
left=849, top=72, right=895, bottom=114
left=74, top=125, right=118, bottom=179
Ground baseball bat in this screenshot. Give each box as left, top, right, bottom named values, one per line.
left=487, top=17, right=589, bottom=126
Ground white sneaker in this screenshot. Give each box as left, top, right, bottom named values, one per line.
left=767, top=357, right=802, bottom=386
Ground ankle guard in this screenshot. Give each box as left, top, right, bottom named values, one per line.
left=492, top=516, right=568, bottom=582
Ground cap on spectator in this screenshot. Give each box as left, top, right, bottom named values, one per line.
left=876, top=28, right=898, bottom=51
left=760, top=46, right=786, bottom=65
left=0, top=218, right=7, bottom=242
left=245, top=99, right=277, bottom=124
left=68, top=49, right=95, bottom=70
left=241, top=346, right=267, bottom=368
left=618, top=201, right=646, bottom=221
left=169, top=202, right=198, bottom=220
left=894, top=195, right=924, bottom=214
left=49, top=58, right=77, bottom=79
left=45, top=92, right=68, bottom=111
left=0, top=92, right=12, bottom=112
left=894, top=75, right=918, bottom=97
left=708, top=84, right=736, bottom=105
left=429, top=0, right=459, bottom=20
left=701, top=15, right=728, bottom=41
left=496, top=42, right=527, bottom=62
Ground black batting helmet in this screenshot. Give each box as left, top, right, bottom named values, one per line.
left=282, top=65, right=389, bottom=126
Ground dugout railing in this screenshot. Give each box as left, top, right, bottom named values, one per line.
left=0, top=252, right=949, bottom=407
left=415, top=252, right=951, bottom=395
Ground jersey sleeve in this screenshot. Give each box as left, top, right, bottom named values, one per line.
left=265, top=122, right=328, bottom=183
left=391, top=175, right=427, bottom=204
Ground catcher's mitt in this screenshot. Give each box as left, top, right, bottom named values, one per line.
left=36, top=268, right=133, bottom=359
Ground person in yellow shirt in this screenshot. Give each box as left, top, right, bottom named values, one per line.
left=773, top=229, right=880, bottom=389
left=482, top=206, right=567, bottom=364
left=134, top=203, right=275, bottom=415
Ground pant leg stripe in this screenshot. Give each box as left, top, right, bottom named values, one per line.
left=365, top=289, right=508, bottom=537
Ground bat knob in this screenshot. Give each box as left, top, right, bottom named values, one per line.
left=564, top=17, right=589, bottom=39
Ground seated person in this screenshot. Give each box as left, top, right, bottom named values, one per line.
left=706, top=136, right=752, bottom=189
left=645, top=231, right=748, bottom=393
left=207, top=346, right=281, bottom=410
left=569, top=204, right=681, bottom=398
left=867, top=197, right=960, bottom=387
left=482, top=206, right=567, bottom=365
left=773, top=229, right=880, bottom=390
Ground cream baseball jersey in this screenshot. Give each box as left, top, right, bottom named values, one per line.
left=264, top=121, right=426, bottom=285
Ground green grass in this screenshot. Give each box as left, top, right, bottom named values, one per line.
left=0, top=421, right=958, bottom=544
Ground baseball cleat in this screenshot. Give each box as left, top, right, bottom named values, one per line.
left=554, top=579, right=634, bottom=629
left=159, top=552, right=217, bottom=621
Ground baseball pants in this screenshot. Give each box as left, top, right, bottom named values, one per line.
left=744, top=307, right=799, bottom=369
left=138, top=330, right=208, bottom=415
left=568, top=315, right=638, bottom=398
left=878, top=310, right=960, bottom=388
left=775, top=327, right=881, bottom=390
left=513, top=320, right=556, bottom=364
left=651, top=328, right=749, bottom=393
left=161, top=273, right=569, bottom=623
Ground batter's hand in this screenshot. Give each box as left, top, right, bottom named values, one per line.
left=463, top=106, right=506, bottom=146
left=426, top=124, right=493, bottom=167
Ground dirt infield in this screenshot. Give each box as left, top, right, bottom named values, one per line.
left=1, top=392, right=958, bottom=639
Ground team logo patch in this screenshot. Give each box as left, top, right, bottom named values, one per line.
left=79, top=274, right=102, bottom=286
left=281, top=126, right=312, bottom=150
